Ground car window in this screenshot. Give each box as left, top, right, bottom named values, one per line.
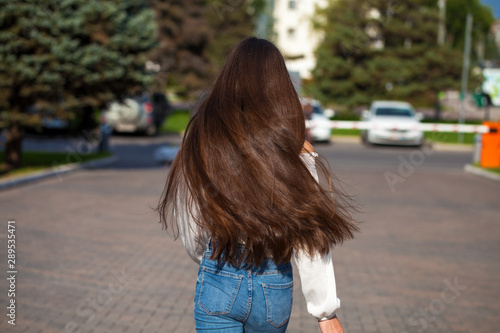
left=312, top=105, right=323, bottom=115
left=374, top=107, right=413, bottom=117
left=133, top=94, right=149, bottom=104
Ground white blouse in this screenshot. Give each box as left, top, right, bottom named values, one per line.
left=175, top=152, right=341, bottom=321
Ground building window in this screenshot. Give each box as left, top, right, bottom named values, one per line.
left=288, top=0, right=296, bottom=10
left=287, top=28, right=296, bottom=39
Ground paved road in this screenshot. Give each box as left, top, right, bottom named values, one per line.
left=1, top=134, right=499, bottom=333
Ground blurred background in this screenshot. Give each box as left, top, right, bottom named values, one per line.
left=1, top=0, right=500, bottom=173
left=1, top=1, right=500, bottom=333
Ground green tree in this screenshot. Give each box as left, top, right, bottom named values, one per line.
left=148, top=0, right=265, bottom=98
left=311, top=0, right=479, bottom=108
left=148, top=0, right=212, bottom=97
left=446, top=0, right=496, bottom=61
left=0, top=0, right=157, bottom=171
left=207, top=0, right=265, bottom=69
left=484, top=32, right=500, bottom=63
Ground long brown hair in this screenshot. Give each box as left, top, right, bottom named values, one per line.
left=158, top=37, right=358, bottom=266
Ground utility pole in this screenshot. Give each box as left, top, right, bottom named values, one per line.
left=459, top=13, right=473, bottom=143
left=438, top=0, right=446, bottom=46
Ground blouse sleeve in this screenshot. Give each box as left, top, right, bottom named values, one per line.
left=296, top=152, right=341, bottom=321
left=293, top=249, right=341, bottom=321
left=174, top=185, right=209, bottom=264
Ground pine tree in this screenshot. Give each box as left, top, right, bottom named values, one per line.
left=310, top=0, right=479, bottom=108
left=0, top=0, right=157, bottom=170
left=148, top=0, right=265, bottom=98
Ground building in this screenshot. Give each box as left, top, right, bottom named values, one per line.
left=269, top=0, right=328, bottom=80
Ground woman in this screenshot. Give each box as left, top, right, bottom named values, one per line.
left=158, top=37, right=358, bottom=333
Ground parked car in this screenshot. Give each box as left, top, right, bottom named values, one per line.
left=361, top=101, right=424, bottom=146
left=102, top=92, right=171, bottom=136
left=24, top=105, right=72, bottom=134
left=302, top=99, right=334, bottom=143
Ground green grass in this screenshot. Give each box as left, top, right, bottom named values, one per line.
left=0, top=151, right=112, bottom=178
left=161, top=110, right=190, bottom=134
left=331, top=129, right=361, bottom=136
left=424, top=132, right=476, bottom=145
left=486, top=168, right=500, bottom=175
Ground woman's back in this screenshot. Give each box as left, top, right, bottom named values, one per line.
left=158, top=37, right=358, bottom=333
left=158, top=37, right=358, bottom=267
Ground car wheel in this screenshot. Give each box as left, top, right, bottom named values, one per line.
left=361, top=133, right=370, bottom=146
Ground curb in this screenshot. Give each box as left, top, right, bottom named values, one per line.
left=331, top=136, right=360, bottom=143
left=0, top=155, right=119, bottom=191
left=464, top=164, right=500, bottom=182
left=432, top=143, right=473, bottom=152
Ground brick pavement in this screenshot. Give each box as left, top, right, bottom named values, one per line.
left=1, top=142, right=499, bottom=333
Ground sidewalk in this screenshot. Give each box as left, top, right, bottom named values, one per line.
left=1, top=141, right=499, bottom=333
left=0, top=155, right=118, bottom=191
left=464, top=164, right=500, bottom=182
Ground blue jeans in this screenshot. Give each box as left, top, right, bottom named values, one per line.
left=194, top=242, right=294, bottom=332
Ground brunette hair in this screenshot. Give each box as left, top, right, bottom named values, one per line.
left=158, top=37, right=358, bottom=266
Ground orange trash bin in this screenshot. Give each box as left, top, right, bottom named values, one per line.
left=480, top=122, right=500, bottom=168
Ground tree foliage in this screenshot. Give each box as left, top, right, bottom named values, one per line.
left=446, top=0, right=496, bottom=60
left=0, top=0, right=157, bottom=169
left=310, top=0, right=482, bottom=108
left=148, top=0, right=265, bottom=98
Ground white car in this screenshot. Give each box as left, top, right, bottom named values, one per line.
left=303, top=99, right=335, bottom=143
left=361, top=101, right=424, bottom=146
left=102, top=93, right=171, bottom=136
